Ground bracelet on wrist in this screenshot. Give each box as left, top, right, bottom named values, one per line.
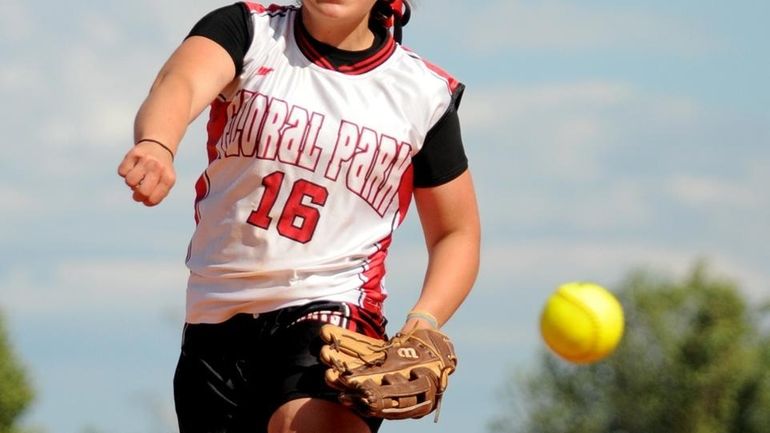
left=406, top=310, right=439, bottom=329
left=135, top=138, right=175, bottom=161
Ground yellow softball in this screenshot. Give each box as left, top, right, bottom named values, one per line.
left=540, top=282, right=624, bottom=364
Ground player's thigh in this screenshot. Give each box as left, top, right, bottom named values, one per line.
left=267, top=397, right=371, bottom=433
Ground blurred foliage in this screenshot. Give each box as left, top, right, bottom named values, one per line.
left=0, top=310, right=35, bottom=433
left=489, top=261, right=770, bottom=433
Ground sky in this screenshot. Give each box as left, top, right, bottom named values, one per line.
left=1, top=0, right=768, bottom=432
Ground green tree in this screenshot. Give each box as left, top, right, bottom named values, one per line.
left=490, top=263, right=770, bottom=433
left=0, top=311, right=34, bottom=433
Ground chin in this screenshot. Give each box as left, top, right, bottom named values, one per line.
left=304, top=0, right=372, bottom=20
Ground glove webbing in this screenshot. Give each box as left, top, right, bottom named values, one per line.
left=324, top=333, right=389, bottom=371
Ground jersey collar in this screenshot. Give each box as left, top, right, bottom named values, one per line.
left=294, top=11, right=396, bottom=75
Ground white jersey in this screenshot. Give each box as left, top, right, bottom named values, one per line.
left=185, top=3, right=462, bottom=323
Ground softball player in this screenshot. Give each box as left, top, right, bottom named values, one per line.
left=117, top=1, right=480, bottom=432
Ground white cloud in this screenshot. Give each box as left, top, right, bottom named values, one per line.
left=40, top=100, right=136, bottom=150
left=480, top=177, right=655, bottom=232
left=0, top=1, right=215, bottom=209
left=78, top=11, right=122, bottom=47
left=478, top=241, right=769, bottom=302
left=669, top=174, right=761, bottom=208
left=0, top=0, right=33, bottom=42
left=459, top=79, right=770, bottom=243
left=0, top=184, right=41, bottom=214
left=0, top=62, right=41, bottom=94
left=1, top=259, right=187, bottom=316
left=464, top=0, right=716, bottom=55
left=461, top=80, right=703, bottom=147
left=0, top=0, right=214, bottom=159
left=462, top=81, right=639, bottom=184
left=462, top=81, right=635, bottom=130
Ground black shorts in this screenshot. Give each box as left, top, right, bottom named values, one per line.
left=173, top=301, right=387, bottom=433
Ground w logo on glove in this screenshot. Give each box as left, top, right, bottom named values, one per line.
left=397, top=347, right=419, bottom=359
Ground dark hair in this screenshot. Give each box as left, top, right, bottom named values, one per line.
left=369, top=0, right=393, bottom=27
left=370, top=0, right=411, bottom=43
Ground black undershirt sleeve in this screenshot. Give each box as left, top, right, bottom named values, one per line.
left=186, top=3, right=253, bottom=75
left=412, top=85, right=469, bottom=188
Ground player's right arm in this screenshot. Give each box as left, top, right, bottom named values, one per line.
left=117, top=36, right=236, bottom=206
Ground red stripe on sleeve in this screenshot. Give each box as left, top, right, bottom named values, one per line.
left=421, top=59, right=461, bottom=94
left=243, top=2, right=265, bottom=13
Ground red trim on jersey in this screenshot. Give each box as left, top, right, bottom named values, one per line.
left=267, top=4, right=286, bottom=13
left=193, top=172, right=210, bottom=225
left=360, top=236, right=392, bottom=316
left=346, top=304, right=386, bottom=339
left=402, top=47, right=461, bottom=94
left=206, top=97, right=229, bottom=163
left=243, top=2, right=265, bottom=13
left=244, top=3, right=290, bottom=15
left=293, top=12, right=396, bottom=75
left=397, top=165, right=414, bottom=224
left=336, top=37, right=396, bottom=75
left=422, top=60, right=461, bottom=94
left=194, top=97, right=228, bottom=224
left=295, top=26, right=335, bottom=70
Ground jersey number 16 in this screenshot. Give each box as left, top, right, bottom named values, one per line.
left=247, top=171, right=329, bottom=244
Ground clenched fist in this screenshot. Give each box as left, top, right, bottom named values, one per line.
left=117, top=140, right=176, bottom=206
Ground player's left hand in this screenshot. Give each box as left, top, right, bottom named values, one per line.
left=117, top=141, right=176, bottom=206
left=319, top=324, right=458, bottom=421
